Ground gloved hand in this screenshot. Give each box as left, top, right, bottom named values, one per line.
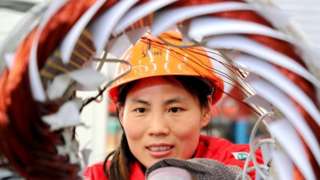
left=146, top=158, right=249, bottom=180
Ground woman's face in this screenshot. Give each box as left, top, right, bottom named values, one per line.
left=118, top=77, right=211, bottom=168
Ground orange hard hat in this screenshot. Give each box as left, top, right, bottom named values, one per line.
left=108, top=31, right=224, bottom=105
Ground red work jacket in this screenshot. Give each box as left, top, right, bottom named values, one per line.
left=85, top=135, right=263, bottom=180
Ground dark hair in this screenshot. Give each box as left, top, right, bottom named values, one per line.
left=103, top=76, right=213, bottom=180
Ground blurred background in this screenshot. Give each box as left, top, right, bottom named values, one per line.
left=1, top=0, right=319, bottom=167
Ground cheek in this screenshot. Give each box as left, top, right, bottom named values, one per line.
left=123, top=122, right=144, bottom=140
left=174, top=121, right=201, bottom=144
left=174, top=121, right=201, bottom=159
left=171, top=112, right=203, bottom=137
left=121, top=112, right=148, bottom=163
left=170, top=112, right=203, bottom=154
left=121, top=111, right=145, bottom=141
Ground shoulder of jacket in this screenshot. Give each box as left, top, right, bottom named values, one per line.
left=84, top=162, right=107, bottom=180
left=200, top=135, right=250, bottom=162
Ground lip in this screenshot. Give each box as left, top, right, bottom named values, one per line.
left=146, top=143, right=174, bottom=158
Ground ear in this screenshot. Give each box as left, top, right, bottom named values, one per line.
left=200, top=96, right=212, bottom=128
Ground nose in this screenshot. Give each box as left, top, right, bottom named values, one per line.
left=147, top=113, right=170, bottom=137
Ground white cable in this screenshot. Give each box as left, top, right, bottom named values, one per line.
left=241, top=112, right=273, bottom=180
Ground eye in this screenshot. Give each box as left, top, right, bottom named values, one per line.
left=168, top=107, right=184, bottom=113
left=133, top=107, right=146, bottom=113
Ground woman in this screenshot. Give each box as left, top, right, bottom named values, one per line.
left=85, top=31, right=262, bottom=180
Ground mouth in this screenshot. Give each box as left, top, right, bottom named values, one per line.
left=146, top=144, right=174, bottom=158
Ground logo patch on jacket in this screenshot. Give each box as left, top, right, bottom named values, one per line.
left=232, top=152, right=249, bottom=160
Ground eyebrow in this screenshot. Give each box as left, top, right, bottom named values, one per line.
left=129, top=99, right=151, bottom=106
left=163, top=97, right=185, bottom=105
left=128, top=97, right=186, bottom=106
